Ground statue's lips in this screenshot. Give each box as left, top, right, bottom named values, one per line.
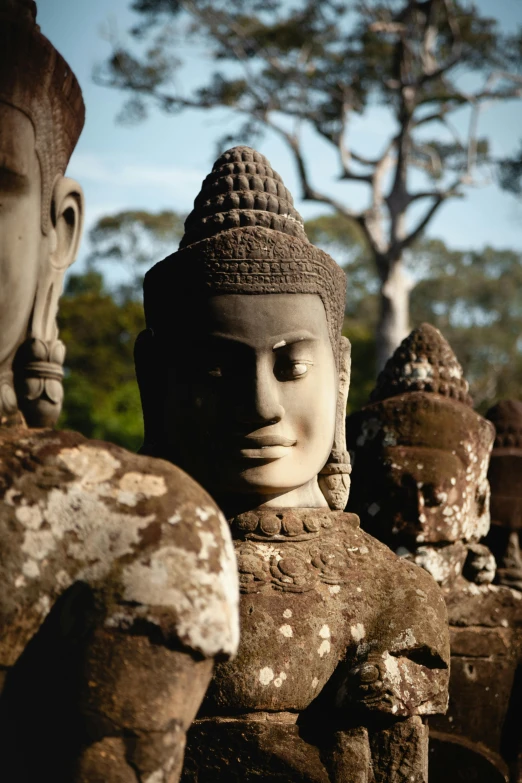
left=236, top=434, right=297, bottom=459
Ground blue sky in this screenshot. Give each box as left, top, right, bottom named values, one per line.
left=39, top=0, right=522, bottom=268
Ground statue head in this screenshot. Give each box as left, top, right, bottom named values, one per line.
left=0, top=0, right=85, bottom=427
left=137, top=146, right=350, bottom=514
left=347, top=324, right=495, bottom=550
left=484, top=400, right=522, bottom=590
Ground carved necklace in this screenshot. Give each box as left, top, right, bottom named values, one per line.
left=229, top=509, right=361, bottom=593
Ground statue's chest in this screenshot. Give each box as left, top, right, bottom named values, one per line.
left=205, top=512, right=373, bottom=713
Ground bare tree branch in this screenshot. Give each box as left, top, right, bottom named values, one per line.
left=264, top=116, right=364, bottom=221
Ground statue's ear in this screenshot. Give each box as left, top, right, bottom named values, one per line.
left=49, top=176, right=84, bottom=276
left=14, top=177, right=85, bottom=428
left=135, top=328, right=166, bottom=455
left=318, top=336, right=352, bottom=510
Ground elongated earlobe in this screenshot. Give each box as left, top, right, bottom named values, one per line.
left=319, top=335, right=352, bottom=510
left=14, top=176, right=84, bottom=427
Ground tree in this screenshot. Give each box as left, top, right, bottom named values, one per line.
left=96, top=0, right=522, bottom=368
left=86, top=209, right=185, bottom=300
left=308, top=213, right=522, bottom=410
left=498, top=139, right=522, bottom=197
left=410, top=240, right=522, bottom=409
left=58, top=270, right=146, bottom=451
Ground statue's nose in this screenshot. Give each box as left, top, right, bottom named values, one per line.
left=237, top=358, right=284, bottom=425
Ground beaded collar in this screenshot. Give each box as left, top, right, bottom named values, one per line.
left=229, top=507, right=358, bottom=542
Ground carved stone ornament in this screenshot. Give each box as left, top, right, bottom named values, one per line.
left=348, top=323, right=495, bottom=564
left=140, top=148, right=451, bottom=782
left=484, top=400, right=522, bottom=592
left=233, top=511, right=355, bottom=594
left=139, top=145, right=351, bottom=510
left=348, top=323, right=522, bottom=783
left=0, top=0, right=85, bottom=427
left=0, top=3, right=240, bottom=781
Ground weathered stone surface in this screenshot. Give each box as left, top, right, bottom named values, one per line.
left=369, top=717, right=428, bottom=783
left=348, top=324, right=522, bottom=782
left=0, top=3, right=241, bottom=779
left=429, top=584, right=522, bottom=782
left=485, top=400, right=522, bottom=592
left=0, top=426, right=239, bottom=780
left=181, top=508, right=449, bottom=781
left=142, top=151, right=450, bottom=781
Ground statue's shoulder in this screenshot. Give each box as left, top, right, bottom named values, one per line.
left=0, top=427, right=239, bottom=666
left=337, top=513, right=450, bottom=665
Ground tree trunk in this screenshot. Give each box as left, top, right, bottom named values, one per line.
left=376, top=255, right=411, bottom=372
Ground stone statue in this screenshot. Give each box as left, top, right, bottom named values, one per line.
left=484, top=400, right=522, bottom=592
left=347, top=323, right=522, bottom=783
left=0, top=3, right=239, bottom=780
left=138, top=146, right=450, bottom=782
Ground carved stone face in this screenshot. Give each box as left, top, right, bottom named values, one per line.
left=488, top=452, right=522, bottom=532
left=379, top=445, right=489, bottom=544
left=0, top=103, right=47, bottom=369
left=164, top=293, right=337, bottom=510
left=485, top=451, right=522, bottom=589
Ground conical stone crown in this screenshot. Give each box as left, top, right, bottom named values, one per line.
left=370, top=323, right=472, bottom=405
left=180, top=146, right=307, bottom=248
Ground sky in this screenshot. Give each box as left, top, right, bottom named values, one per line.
left=38, top=0, right=522, bottom=271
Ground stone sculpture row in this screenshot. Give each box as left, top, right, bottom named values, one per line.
left=0, top=2, right=520, bottom=782
left=347, top=326, right=522, bottom=782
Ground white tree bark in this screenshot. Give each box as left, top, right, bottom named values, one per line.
left=377, top=258, right=413, bottom=371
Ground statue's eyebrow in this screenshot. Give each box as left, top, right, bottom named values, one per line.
left=207, top=331, right=319, bottom=350
left=0, top=151, right=29, bottom=179
left=272, top=332, right=318, bottom=351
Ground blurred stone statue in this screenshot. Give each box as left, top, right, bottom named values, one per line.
left=484, top=400, right=522, bottom=592
left=0, top=2, right=239, bottom=780
left=348, top=323, right=522, bottom=783
left=137, top=146, right=450, bottom=782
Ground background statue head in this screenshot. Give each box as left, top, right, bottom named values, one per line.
left=484, top=400, right=522, bottom=590
left=347, top=324, right=495, bottom=553
left=137, top=146, right=351, bottom=513
left=0, top=0, right=85, bottom=427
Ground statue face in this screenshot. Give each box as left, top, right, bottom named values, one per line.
left=486, top=452, right=522, bottom=586
left=488, top=453, right=522, bottom=531
left=0, top=103, right=46, bottom=367
left=164, top=293, right=337, bottom=508
left=379, top=446, right=489, bottom=543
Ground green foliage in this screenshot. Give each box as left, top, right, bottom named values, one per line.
left=410, top=241, right=522, bottom=410
left=59, top=210, right=185, bottom=450
left=58, top=270, right=146, bottom=451
left=498, top=141, right=522, bottom=196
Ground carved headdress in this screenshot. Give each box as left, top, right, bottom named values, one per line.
left=487, top=400, right=522, bottom=451
left=347, top=324, right=495, bottom=540
left=0, top=0, right=85, bottom=233
left=143, top=146, right=346, bottom=364
left=141, top=146, right=351, bottom=509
